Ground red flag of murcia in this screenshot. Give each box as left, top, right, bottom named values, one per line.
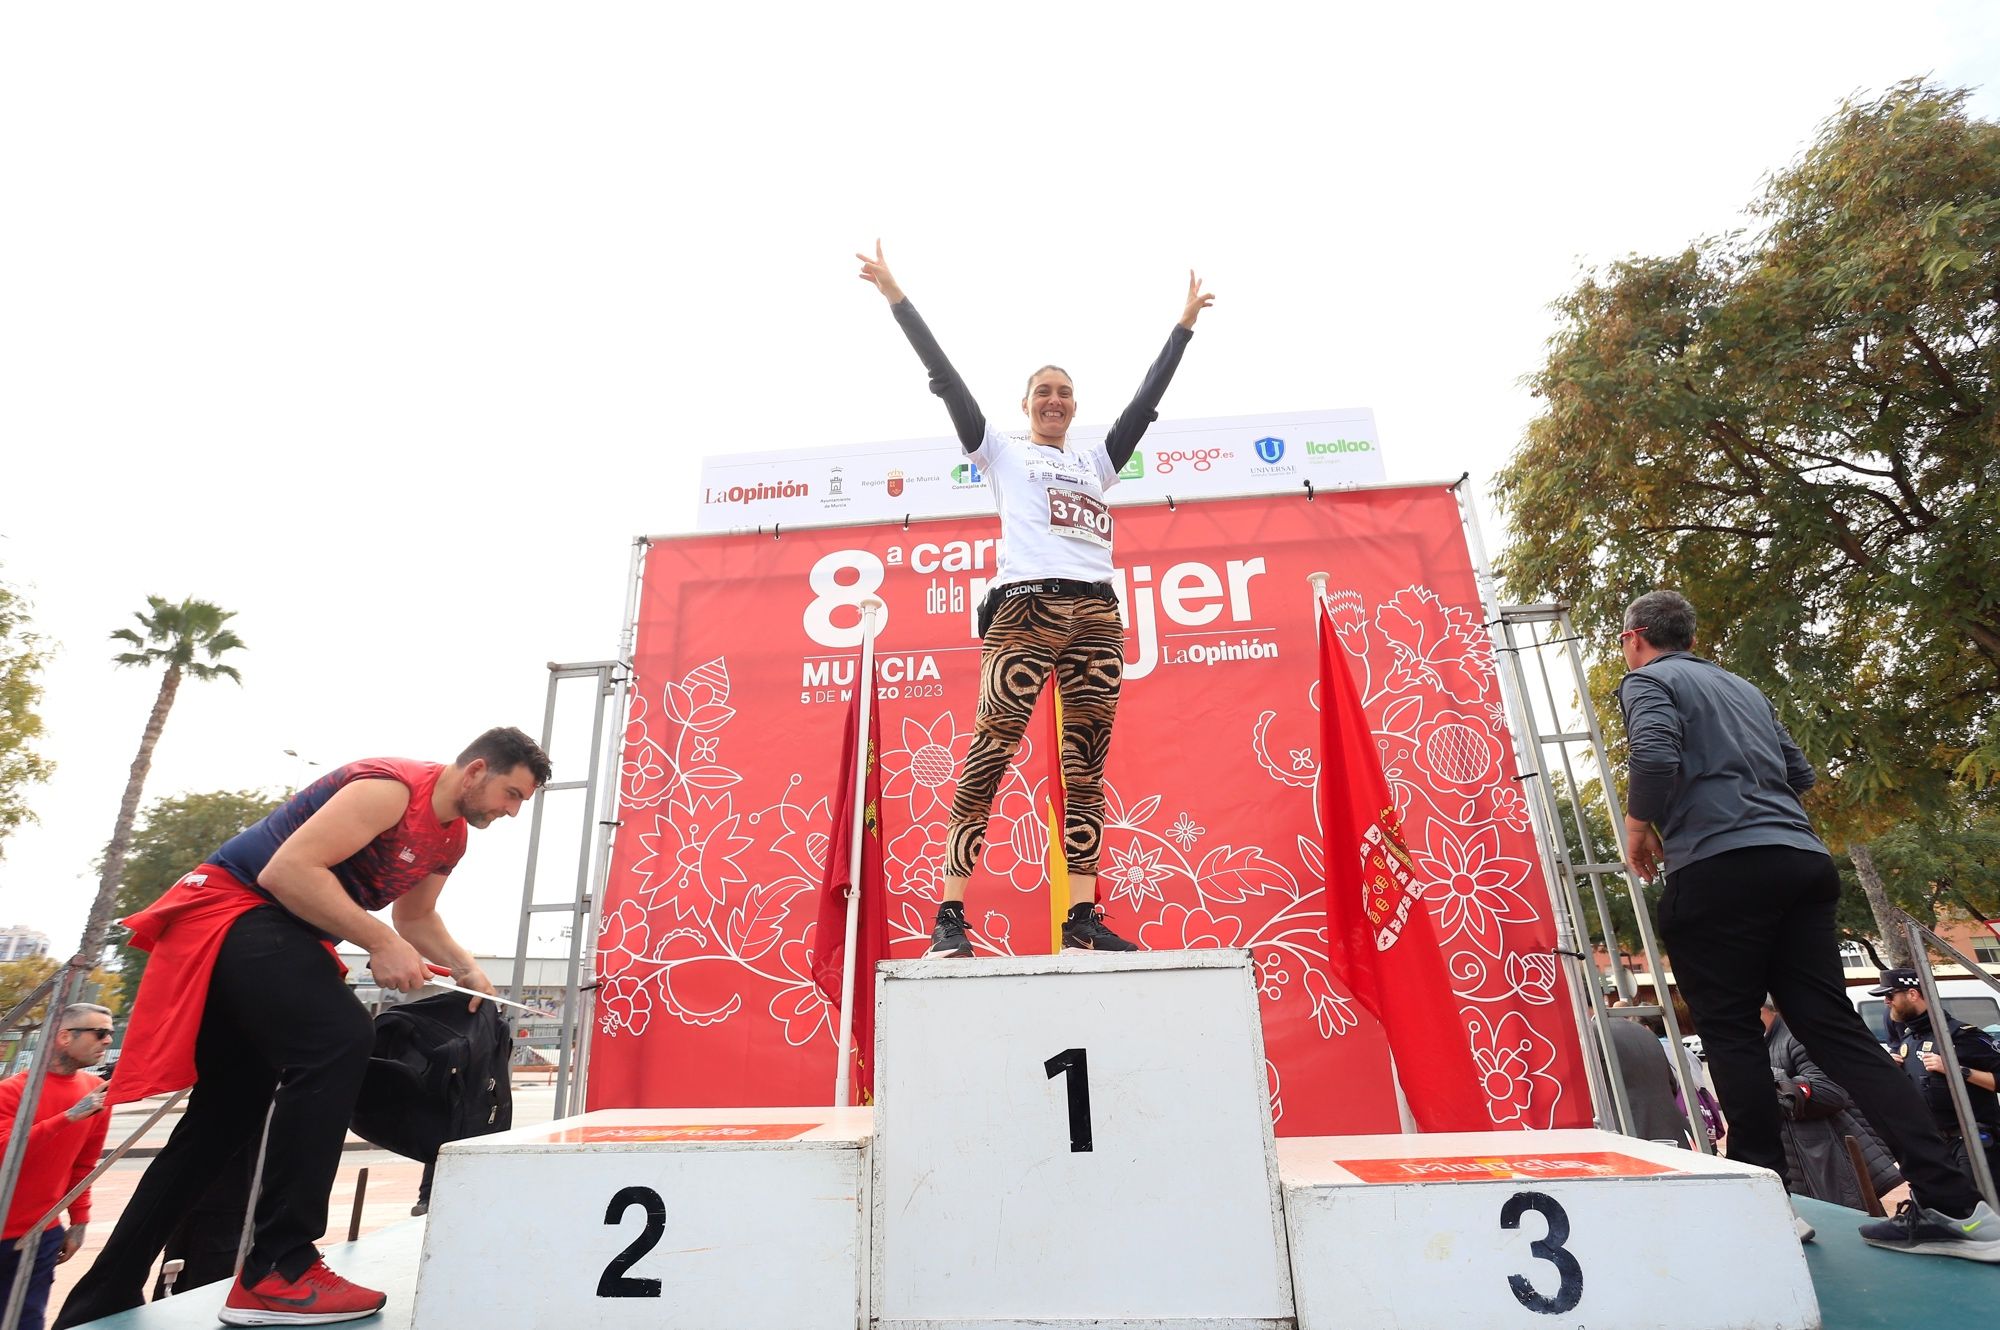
left=1316, top=595, right=1489, bottom=1131
left=811, top=665, right=888, bottom=1103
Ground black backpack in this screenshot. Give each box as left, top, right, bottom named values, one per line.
left=350, top=991, right=515, bottom=1203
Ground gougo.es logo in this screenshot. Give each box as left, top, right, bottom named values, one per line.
left=1152, top=447, right=1230, bottom=475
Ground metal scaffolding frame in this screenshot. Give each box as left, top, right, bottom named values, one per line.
left=1488, top=603, right=1710, bottom=1150
left=1452, top=483, right=1707, bottom=1147
left=508, top=541, right=645, bottom=1119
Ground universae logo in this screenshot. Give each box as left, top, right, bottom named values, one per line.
left=1253, top=437, right=1285, bottom=464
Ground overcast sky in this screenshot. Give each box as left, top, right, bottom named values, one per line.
left=3, top=3, right=1995, bottom=959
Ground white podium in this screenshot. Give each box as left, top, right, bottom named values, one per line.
left=412, top=1106, right=873, bottom=1330
left=871, top=949, right=1294, bottom=1330
left=1278, top=1129, right=1820, bottom=1330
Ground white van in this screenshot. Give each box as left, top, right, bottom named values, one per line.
left=1849, top=978, right=2000, bottom=1044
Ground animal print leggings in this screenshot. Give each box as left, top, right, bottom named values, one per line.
left=946, top=587, right=1123, bottom=878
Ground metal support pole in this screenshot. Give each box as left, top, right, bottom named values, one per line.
left=1904, top=920, right=1999, bottom=1211
left=348, top=1167, right=370, bottom=1243
left=571, top=538, right=646, bottom=1114
left=231, top=1098, right=279, bottom=1283
left=1490, top=614, right=1632, bottom=1138
left=507, top=666, right=565, bottom=1008
left=1455, top=493, right=1641, bottom=1141
left=833, top=598, right=884, bottom=1108
left=512, top=658, right=623, bottom=1121
left=555, top=664, right=612, bottom=1120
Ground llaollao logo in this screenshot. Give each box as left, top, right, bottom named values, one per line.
left=1253, top=437, right=1285, bottom=464
left=1307, top=438, right=1373, bottom=457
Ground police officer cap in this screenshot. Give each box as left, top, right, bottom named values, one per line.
left=1867, top=968, right=1922, bottom=996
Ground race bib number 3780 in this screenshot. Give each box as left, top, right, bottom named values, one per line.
left=1046, top=488, right=1112, bottom=548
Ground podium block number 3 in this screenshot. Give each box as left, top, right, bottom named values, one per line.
left=1500, top=1191, right=1582, bottom=1316
left=597, top=1185, right=667, bottom=1298
left=1044, top=1048, right=1093, bottom=1153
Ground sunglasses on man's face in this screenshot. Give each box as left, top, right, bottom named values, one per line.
left=65, top=1027, right=114, bottom=1040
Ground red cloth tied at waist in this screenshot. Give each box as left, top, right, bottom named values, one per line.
left=107, top=865, right=343, bottom=1107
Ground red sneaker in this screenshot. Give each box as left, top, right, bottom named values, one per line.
left=218, top=1260, right=388, bottom=1325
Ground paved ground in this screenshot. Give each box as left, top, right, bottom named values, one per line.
left=45, top=1082, right=559, bottom=1310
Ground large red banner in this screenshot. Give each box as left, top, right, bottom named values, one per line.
left=592, top=486, right=1590, bottom=1134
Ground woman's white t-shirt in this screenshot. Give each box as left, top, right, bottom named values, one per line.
left=968, top=424, right=1121, bottom=587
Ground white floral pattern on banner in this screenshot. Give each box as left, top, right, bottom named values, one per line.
left=881, top=713, right=969, bottom=820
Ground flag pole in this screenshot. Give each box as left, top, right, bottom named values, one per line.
left=834, top=596, right=884, bottom=1108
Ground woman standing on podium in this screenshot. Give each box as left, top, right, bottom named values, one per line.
left=857, top=241, right=1212, bottom=957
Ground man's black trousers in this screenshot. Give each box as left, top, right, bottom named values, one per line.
left=1658, top=844, right=1982, bottom=1218
left=55, top=907, right=373, bottom=1326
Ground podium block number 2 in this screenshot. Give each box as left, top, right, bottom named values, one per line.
left=597, top=1185, right=666, bottom=1298
left=1044, top=1047, right=1093, bottom=1153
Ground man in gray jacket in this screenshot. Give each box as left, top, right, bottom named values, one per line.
left=1617, top=589, right=1996, bottom=1260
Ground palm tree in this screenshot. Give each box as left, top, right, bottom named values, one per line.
left=79, top=597, right=247, bottom=954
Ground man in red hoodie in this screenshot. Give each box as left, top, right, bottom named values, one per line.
left=0, top=1002, right=113, bottom=1330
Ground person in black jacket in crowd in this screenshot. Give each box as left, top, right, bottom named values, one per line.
left=1762, top=1000, right=1901, bottom=1209
left=1874, top=969, right=2000, bottom=1189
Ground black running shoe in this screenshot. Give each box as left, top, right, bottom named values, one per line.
left=1062, top=902, right=1140, bottom=952
left=926, top=905, right=972, bottom=957
left=1858, top=1198, right=2000, bottom=1262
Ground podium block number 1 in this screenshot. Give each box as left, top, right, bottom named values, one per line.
left=1043, top=1048, right=1092, bottom=1153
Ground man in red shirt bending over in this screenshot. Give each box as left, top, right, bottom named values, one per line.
left=0, top=1003, right=113, bottom=1330
left=56, top=726, right=550, bottom=1328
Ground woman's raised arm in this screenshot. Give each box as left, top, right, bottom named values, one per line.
left=859, top=240, right=987, bottom=453
left=1105, top=270, right=1212, bottom=468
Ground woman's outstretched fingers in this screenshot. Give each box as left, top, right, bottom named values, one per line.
left=857, top=238, right=904, bottom=302
left=1180, top=269, right=1215, bottom=328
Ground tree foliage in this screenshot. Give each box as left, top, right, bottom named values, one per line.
left=1495, top=81, right=2000, bottom=831
left=82, top=596, right=247, bottom=955
left=0, top=573, right=55, bottom=859
left=1832, top=795, right=2000, bottom=959
left=110, top=788, right=281, bottom=1007
left=107, top=596, right=248, bottom=685
left=0, top=958, right=127, bottom=1030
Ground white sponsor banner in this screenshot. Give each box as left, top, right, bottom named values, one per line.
left=694, top=407, right=1383, bottom=531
